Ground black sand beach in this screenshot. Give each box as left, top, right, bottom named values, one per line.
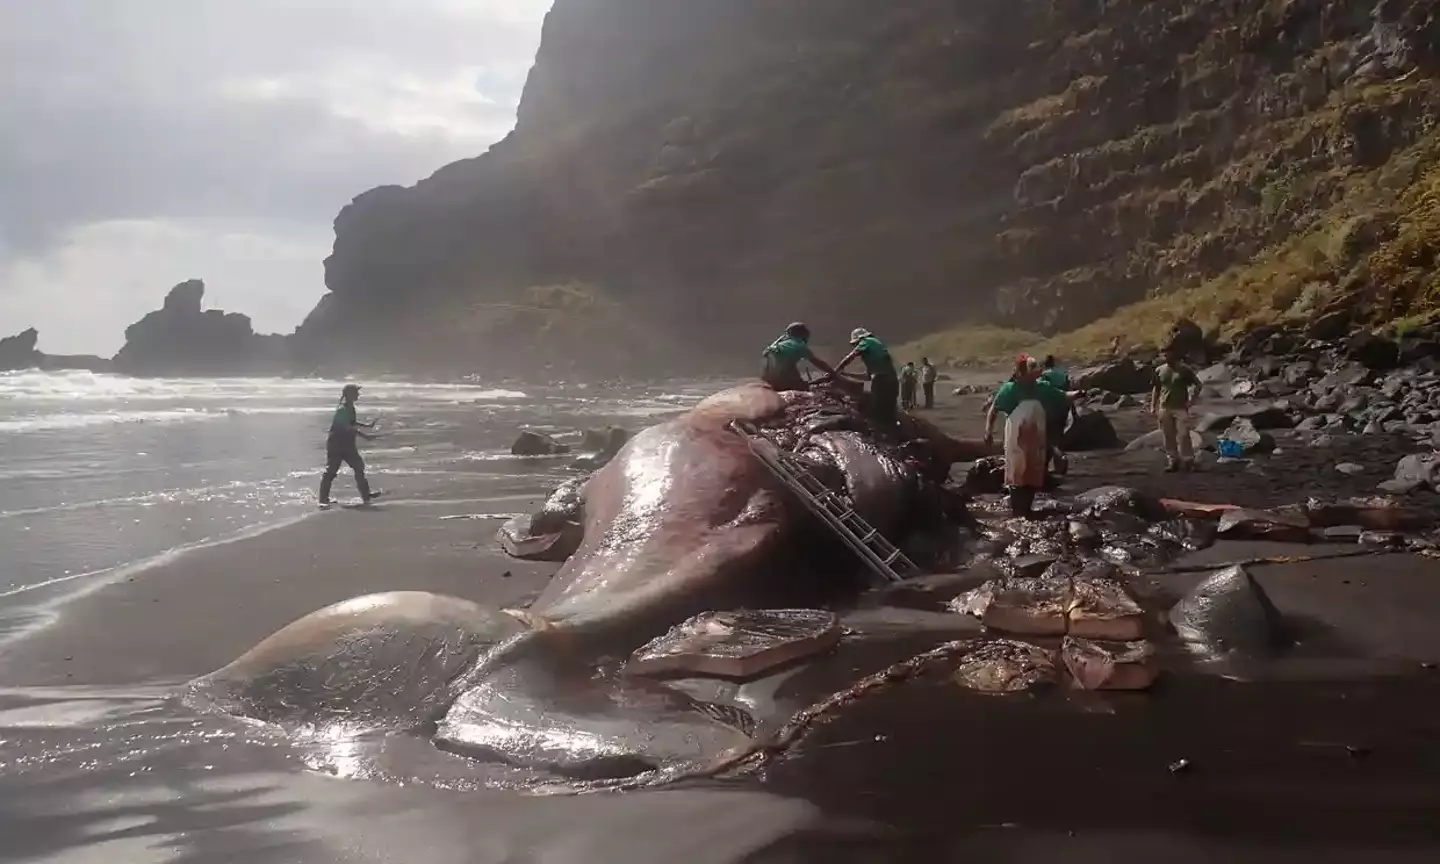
left=4, top=392, right=1440, bottom=863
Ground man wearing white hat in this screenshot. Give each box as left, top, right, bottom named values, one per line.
left=826, top=327, right=900, bottom=426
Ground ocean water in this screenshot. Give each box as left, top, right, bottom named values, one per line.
left=0, top=370, right=716, bottom=619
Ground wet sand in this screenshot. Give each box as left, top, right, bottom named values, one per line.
left=5, top=396, right=1440, bottom=862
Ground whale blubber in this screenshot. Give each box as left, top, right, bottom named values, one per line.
left=1061, top=637, right=1158, bottom=691
left=952, top=639, right=1058, bottom=693
left=975, top=576, right=1071, bottom=635
left=625, top=609, right=842, bottom=679
left=1066, top=576, right=1145, bottom=641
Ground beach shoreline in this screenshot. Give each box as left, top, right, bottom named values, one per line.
left=3, top=378, right=1440, bottom=862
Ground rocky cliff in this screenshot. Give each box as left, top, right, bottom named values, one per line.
left=302, top=0, right=1440, bottom=374
left=113, top=279, right=289, bottom=377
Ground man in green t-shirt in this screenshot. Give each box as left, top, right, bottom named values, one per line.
left=1040, top=355, right=1069, bottom=391
left=827, top=328, right=900, bottom=425
left=1149, top=346, right=1201, bottom=472
left=319, top=383, right=382, bottom=505
left=761, top=322, right=836, bottom=391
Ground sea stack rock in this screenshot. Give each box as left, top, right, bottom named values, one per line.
left=0, top=328, right=42, bottom=371
left=113, top=280, right=286, bottom=376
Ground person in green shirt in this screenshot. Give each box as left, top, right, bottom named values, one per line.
left=1040, top=355, right=1069, bottom=391
left=1149, top=346, right=1201, bottom=472
left=826, top=328, right=900, bottom=425
left=319, top=383, right=382, bottom=505
left=1039, top=354, right=1077, bottom=474
left=983, top=362, right=1072, bottom=447
left=899, top=361, right=918, bottom=410
left=761, top=322, right=836, bottom=392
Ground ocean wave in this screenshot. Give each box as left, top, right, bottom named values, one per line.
left=0, top=370, right=529, bottom=404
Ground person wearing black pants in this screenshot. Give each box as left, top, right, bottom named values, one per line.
left=319, top=383, right=381, bottom=505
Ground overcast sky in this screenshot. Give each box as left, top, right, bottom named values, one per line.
left=0, top=0, right=550, bottom=355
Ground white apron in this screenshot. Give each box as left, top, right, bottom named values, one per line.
left=1004, top=399, right=1048, bottom=489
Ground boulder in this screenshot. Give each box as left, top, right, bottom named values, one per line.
left=1165, top=318, right=1205, bottom=358
left=1306, top=309, right=1351, bottom=340
left=1384, top=453, right=1440, bottom=493
left=1221, top=417, right=1276, bottom=455
left=510, top=430, right=570, bottom=456
left=1125, top=427, right=1206, bottom=454
left=1062, top=410, right=1121, bottom=451
left=1196, top=404, right=1293, bottom=433
left=0, top=328, right=42, bottom=371
left=1072, top=359, right=1153, bottom=395
left=1344, top=332, right=1401, bottom=370
left=581, top=426, right=630, bottom=452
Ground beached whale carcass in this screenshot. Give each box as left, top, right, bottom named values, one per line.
left=183, top=381, right=981, bottom=779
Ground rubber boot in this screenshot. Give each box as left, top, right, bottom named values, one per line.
left=318, top=473, right=335, bottom=504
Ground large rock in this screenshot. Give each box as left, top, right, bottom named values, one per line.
left=1125, top=427, right=1205, bottom=454
left=1345, top=332, right=1401, bottom=370
left=1381, top=453, right=1440, bottom=494
left=510, top=430, right=570, bottom=456
left=0, top=328, right=42, bottom=371
left=1072, top=360, right=1154, bottom=395
left=113, top=280, right=287, bottom=376
left=1062, top=410, right=1121, bottom=451
left=1220, top=417, right=1276, bottom=455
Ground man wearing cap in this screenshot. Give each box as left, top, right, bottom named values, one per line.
left=319, top=383, right=382, bottom=505
left=826, top=328, right=900, bottom=425
left=761, top=322, right=836, bottom=392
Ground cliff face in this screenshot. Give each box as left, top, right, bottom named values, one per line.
left=303, top=0, right=1440, bottom=374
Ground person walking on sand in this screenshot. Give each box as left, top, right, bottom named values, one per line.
left=921, top=357, right=938, bottom=409
left=983, top=356, right=1070, bottom=517
left=824, top=328, right=900, bottom=426
left=319, top=383, right=383, bottom=505
left=761, top=321, right=836, bottom=392
left=1150, top=345, right=1201, bottom=473
left=899, top=361, right=918, bottom=410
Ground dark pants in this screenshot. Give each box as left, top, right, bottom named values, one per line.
left=320, top=436, right=371, bottom=503
left=922, top=381, right=935, bottom=409
left=1047, top=417, right=1068, bottom=475
left=900, top=380, right=916, bottom=409
left=869, top=371, right=899, bottom=426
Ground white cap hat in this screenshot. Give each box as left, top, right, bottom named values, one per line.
left=849, top=327, right=871, bottom=345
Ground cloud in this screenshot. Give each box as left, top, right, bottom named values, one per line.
left=0, top=0, right=550, bottom=355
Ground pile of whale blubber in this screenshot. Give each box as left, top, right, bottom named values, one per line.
left=949, top=562, right=1158, bottom=691
left=625, top=609, right=842, bottom=679
left=950, top=562, right=1146, bottom=642
left=1061, top=637, right=1159, bottom=691
left=952, top=639, right=1058, bottom=693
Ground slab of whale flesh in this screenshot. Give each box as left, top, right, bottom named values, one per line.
left=979, top=576, right=1072, bottom=636
left=952, top=639, right=1058, bottom=693
left=1061, top=637, right=1159, bottom=691
left=1066, top=575, right=1145, bottom=641
left=625, top=609, right=841, bottom=679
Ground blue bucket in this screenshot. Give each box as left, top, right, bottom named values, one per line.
left=1216, top=438, right=1244, bottom=458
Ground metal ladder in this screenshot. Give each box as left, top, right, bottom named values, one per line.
left=731, top=421, right=919, bottom=586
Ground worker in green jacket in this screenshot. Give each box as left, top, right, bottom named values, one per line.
left=761, top=322, right=836, bottom=391
left=825, top=327, right=900, bottom=425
